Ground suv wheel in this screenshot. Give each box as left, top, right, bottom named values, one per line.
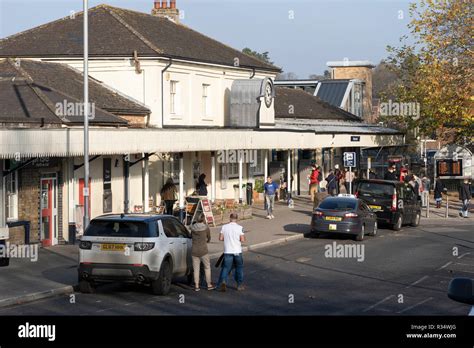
left=369, top=221, right=377, bottom=236
left=311, top=230, right=320, bottom=238
left=411, top=212, right=420, bottom=227
left=79, top=279, right=95, bottom=294
left=392, top=215, right=403, bottom=231
left=355, top=224, right=365, bottom=241
left=152, top=259, right=172, bottom=295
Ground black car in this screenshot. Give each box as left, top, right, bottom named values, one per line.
left=354, top=179, right=421, bottom=231
left=310, top=196, right=377, bottom=241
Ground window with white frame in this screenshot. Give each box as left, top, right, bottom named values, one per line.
left=202, top=83, right=210, bottom=118
left=249, top=150, right=264, bottom=176
left=5, top=172, right=18, bottom=221
left=170, top=81, right=179, bottom=115
left=227, top=163, right=239, bottom=178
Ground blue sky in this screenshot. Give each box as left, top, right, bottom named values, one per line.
left=0, top=0, right=413, bottom=77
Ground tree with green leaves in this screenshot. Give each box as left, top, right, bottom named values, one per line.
left=242, top=47, right=273, bottom=65
left=383, top=0, right=473, bottom=146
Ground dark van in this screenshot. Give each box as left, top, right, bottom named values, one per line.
left=354, top=179, right=421, bottom=231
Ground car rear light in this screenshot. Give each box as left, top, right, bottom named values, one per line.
left=79, top=241, right=92, bottom=250
left=354, top=191, right=359, bottom=198
left=344, top=212, right=359, bottom=218
left=134, top=242, right=155, bottom=251
left=391, top=192, right=397, bottom=211
left=313, top=211, right=324, bottom=217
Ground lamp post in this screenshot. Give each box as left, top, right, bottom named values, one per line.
left=83, top=0, right=90, bottom=229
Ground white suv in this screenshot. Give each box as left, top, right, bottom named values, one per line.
left=78, top=214, right=192, bottom=295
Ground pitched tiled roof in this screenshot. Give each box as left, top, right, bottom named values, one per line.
left=275, top=87, right=361, bottom=121
left=0, top=4, right=280, bottom=72
left=0, top=59, right=149, bottom=126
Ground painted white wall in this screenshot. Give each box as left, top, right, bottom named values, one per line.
left=51, top=58, right=277, bottom=128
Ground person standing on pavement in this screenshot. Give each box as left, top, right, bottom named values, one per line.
left=190, top=214, right=214, bottom=291
left=215, top=213, right=246, bottom=292
left=369, top=169, right=377, bottom=179
left=309, top=165, right=320, bottom=202
left=384, top=165, right=398, bottom=181
left=264, top=176, right=279, bottom=219
left=421, top=174, right=431, bottom=207
left=459, top=179, right=472, bottom=218
left=160, top=178, right=177, bottom=215
left=325, top=170, right=337, bottom=196
left=434, top=175, right=446, bottom=208
left=196, top=173, right=208, bottom=196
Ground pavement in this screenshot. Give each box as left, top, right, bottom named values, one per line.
left=0, top=198, right=310, bottom=308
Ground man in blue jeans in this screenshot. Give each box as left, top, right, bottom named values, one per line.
left=215, top=213, right=246, bottom=292
left=264, top=176, right=279, bottom=219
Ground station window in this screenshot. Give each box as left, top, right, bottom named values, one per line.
left=5, top=171, right=18, bottom=221
left=170, top=81, right=179, bottom=115
left=202, top=84, right=211, bottom=118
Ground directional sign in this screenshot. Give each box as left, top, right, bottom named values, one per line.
left=343, top=152, right=357, bottom=168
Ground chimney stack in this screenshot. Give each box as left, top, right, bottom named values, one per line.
left=152, top=0, right=180, bottom=23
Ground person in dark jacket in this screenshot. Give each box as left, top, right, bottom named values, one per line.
left=160, top=178, right=177, bottom=215
left=369, top=169, right=377, bottom=179
left=325, top=171, right=337, bottom=196
left=434, top=175, right=446, bottom=208
left=384, top=165, right=398, bottom=181
left=459, top=179, right=472, bottom=218
left=196, top=173, right=208, bottom=196
left=190, top=214, right=213, bottom=291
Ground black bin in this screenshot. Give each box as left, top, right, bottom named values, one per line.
left=246, top=182, right=253, bottom=205
left=68, top=223, right=77, bottom=245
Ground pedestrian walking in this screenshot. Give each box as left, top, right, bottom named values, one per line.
left=459, top=179, right=472, bottom=218
left=309, top=165, right=321, bottom=202
left=325, top=170, right=337, bottom=196
left=264, top=176, right=279, bottom=219
left=434, top=175, right=446, bottom=208
left=384, top=165, right=398, bottom=181
left=160, top=178, right=177, bottom=215
left=421, top=174, right=431, bottom=208
left=369, top=169, right=377, bottom=179
left=215, top=213, right=246, bottom=292
left=190, top=214, right=214, bottom=291
left=196, top=173, right=208, bottom=196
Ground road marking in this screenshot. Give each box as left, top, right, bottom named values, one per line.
left=397, top=297, right=434, bottom=314
left=363, top=295, right=395, bottom=312
left=458, top=252, right=471, bottom=259
left=406, top=275, right=429, bottom=288
left=295, top=257, right=311, bottom=263
left=124, top=302, right=136, bottom=306
left=96, top=308, right=112, bottom=313
left=437, top=261, right=453, bottom=270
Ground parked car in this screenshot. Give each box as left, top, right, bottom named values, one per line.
left=78, top=214, right=192, bottom=295
left=354, top=179, right=421, bottom=231
left=310, top=195, right=377, bottom=241
left=447, top=277, right=474, bottom=315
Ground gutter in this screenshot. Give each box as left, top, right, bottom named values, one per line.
left=161, top=58, right=173, bottom=128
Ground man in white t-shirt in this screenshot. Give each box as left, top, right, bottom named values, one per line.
left=215, top=213, right=246, bottom=292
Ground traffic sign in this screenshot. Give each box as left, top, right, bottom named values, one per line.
left=343, top=152, right=356, bottom=167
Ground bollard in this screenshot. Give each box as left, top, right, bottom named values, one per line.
left=445, top=194, right=449, bottom=219
left=426, top=193, right=430, bottom=218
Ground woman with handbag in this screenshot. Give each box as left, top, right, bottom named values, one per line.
left=160, top=178, right=178, bottom=215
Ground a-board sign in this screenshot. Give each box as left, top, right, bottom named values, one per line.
left=201, top=199, right=215, bottom=226
left=185, top=196, right=216, bottom=227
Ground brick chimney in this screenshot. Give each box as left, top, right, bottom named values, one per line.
left=327, top=60, right=375, bottom=123
left=152, top=0, right=180, bottom=23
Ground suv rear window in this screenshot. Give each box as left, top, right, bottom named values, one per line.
left=85, top=220, right=156, bottom=237
left=357, top=182, right=394, bottom=198
left=319, top=199, right=356, bottom=211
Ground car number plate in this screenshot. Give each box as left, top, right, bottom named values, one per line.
left=369, top=205, right=382, bottom=211
left=325, top=216, right=342, bottom=222
left=101, top=243, right=125, bottom=251
left=329, top=224, right=337, bottom=231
